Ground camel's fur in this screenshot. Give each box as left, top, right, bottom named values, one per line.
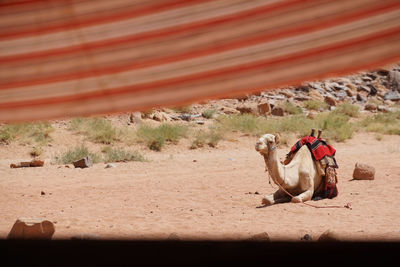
left=255, top=133, right=323, bottom=205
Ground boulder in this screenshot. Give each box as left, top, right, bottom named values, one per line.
left=257, top=100, right=271, bottom=115
left=318, top=230, right=341, bottom=242
left=389, top=70, right=400, bottom=90
left=152, top=111, right=171, bottom=122
left=384, top=90, right=400, bottom=101
left=7, top=218, right=55, bottom=239
left=353, top=162, right=375, bottom=180
left=308, top=89, right=324, bottom=101
left=220, top=106, right=240, bottom=115
left=236, top=103, right=258, bottom=115
left=73, top=157, right=93, bottom=168
left=324, top=95, right=337, bottom=106
left=247, top=232, right=270, bottom=241
left=364, top=103, right=377, bottom=111
left=271, top=106, right=284, bottom=116
left=129, top=112, right=142, bottom=124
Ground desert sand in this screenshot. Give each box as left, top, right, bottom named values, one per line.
left=1, top=130, right=400, bottom=241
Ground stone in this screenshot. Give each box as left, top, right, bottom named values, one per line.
left=167, top=233, right=181, bottom=241
left=247, top=232, right=270, bottom=242
left=377, top=105, right=390, bottom=113
left=105, top=163, right=116, bottom=168
left=356, top=93, right=367, bottom=102
left=318, top=230, right=341, bottom=242
left=364, top=103, right=377, bottom=111
left=345, top=88, right=354, bottom=97
left=129, top=112, right=142, bottom=124
left=324, top=95, right=337, bottom=106
left=7, top=218, right=55, bottom=240
left=389, top=70, right=400, bottom=90
left=220, top=106, right=240, bottom=115
left=384, top=90, right=400, bottom=101
left=236, top=103, right=258, bottom=115
left=308, top=89, right=324, bottom=101
left=301, top=234, right=313, bottom=241
left=73, top=157, right=93, bottom=168
left=367, top=84, right=377, bottom=96
left=152, top=111, right=171, bottom=122
left=353, top=162, right=375, bottom=180
left=271, top=106, right=284, bottom=116
left=257, top=100, right=271, bottom=115
left=30, top=159, right=44, bottom=167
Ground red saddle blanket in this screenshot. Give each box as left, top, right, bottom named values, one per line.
left=290, top=136, right=336, bottom=161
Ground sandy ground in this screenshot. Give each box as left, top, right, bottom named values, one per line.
left=1, top=130, right=400, bottom=241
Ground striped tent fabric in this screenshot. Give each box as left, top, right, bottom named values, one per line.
left=1, top=0, right=400, bottom=122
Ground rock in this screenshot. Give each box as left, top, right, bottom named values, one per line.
left=377, top=105, right=390, bottom=113
left=271, top=106, right=284, bottom=116
left=152, top=111, right=171, bottom=122
left=308, top=89, right=324, bottom=101
left=318, top=230, right=341, bottom=242
left=366, top=84, right=377, bottom=96
left=364, top=103, right=377, bottom=111
left=129, top=112, right=142, bottom=124
left=384, top=90, right=400, bottom=101
left=353, top=162, right=375, bottom=180
left=7, top=218, right=55, bottom=239
left=356, top=93, right=367, bottom=102
left=30, top=159, right=44, bottom=167
left=105, top=163, right=116, bottom=168
left=178, top=113, right=201, bottom=121
left=10, top=159, right=44, bottom=168
left=167, top=233, right=181, bottom=241
left=301, top=234, right=313, bottom=241
left=279, top=89, right=294, bottom=98
left=73, top=157, right=93, bottom=168
left=324, top=95, right=337, bottom=106
left=389, top=70, right=400, bottom=90
left=336, top=90, right=348, bottom=100
left=257, top=100, right=271, bottom=115
left=247, top=232, right=270, bottom=241
left=236, top=103, right=258, bottom=115
left=41, top=191, right=45, bottom=196
left=344, top=88, right=354, bottom=97
left=220, top=106, right=240, bottom=115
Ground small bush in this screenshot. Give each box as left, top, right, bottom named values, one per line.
left=0, top=122, right=54, bottom=144
left=314, top=112, right=354, bottom=142
left=358, top=110, right=400, bottom=135
left=279, top=101, right=303, bottom=115
left=102, top=146, right=146, bottom=163
left=303, top=100, right=328, bottom=111
left=217, top=114, right=259, bottom=134
left=190, top=128, right=224, bottom=149
left=202, top=109, right=216, bottom=119
left=68, top=117, right=118, bottom=144
left=30, top=146, right=44, bottom=157
left=55, top=145, right=101, bottom=164
left=136, top=123, right=188, bottom=151
left=333, top=102, right=359, bottom=118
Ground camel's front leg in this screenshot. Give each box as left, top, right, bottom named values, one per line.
left=262, top=189, right=291, bottom=205
left=291, top=173, right=314, bottom=203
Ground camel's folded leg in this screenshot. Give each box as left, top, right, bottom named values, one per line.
left=291, top=189, right=314, bottom=203
left=262, top=189, right=291, bottom=205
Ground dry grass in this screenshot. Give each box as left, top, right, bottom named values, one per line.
left=0, top=122, right=54, bottom=145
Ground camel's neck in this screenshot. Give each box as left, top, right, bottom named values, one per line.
left=263, top=148, right=285, bottom=185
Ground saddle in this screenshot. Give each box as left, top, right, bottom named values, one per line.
left=283, top=129, right=338, bottom=199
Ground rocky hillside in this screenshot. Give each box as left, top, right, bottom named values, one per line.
left=130, top=64, right=400, bottom=123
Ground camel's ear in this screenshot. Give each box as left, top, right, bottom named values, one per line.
left=274, top=133, right=280, bottom=144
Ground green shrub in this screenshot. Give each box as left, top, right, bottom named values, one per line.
left=190, top=128, right=224, bottom=149
left=217, top=114, right=259, bottom=134
left=0, top=122, right=54, bottom=144
left=303, top=100, right=328, bottom=111
left=358, top=110, right=400, bottom=135
left=102, top=146, right=146, bottom=162
left=202, top=109, right=216, bottom=119
left=314, top=112, right=354, bottom=142
left=136, top=123, right=188, bottom=151
left=68, top=117, right=118, bottom=144
left=279, top=101, right=303, bottom=115
left=333, top=102, right=359, bottom=118
left=55, top=145, right=101, bottom=164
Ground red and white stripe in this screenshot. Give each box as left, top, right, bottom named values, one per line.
left=1, top=0, right=400, bottom=122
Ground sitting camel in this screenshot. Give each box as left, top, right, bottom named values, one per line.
left=255, top=133, right=323, bottom=205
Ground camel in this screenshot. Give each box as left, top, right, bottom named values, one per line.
left=255, top=133, right=324, bottom=206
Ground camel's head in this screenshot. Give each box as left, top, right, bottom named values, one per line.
left=255, top=133, right=280, bottom=154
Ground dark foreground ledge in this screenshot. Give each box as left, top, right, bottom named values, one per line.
left=1, top=240, right=398, bottom=266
